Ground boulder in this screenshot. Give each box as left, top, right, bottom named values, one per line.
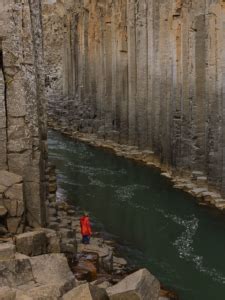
left=62, top=283, right=109, bottom=300
left=0, top=243, right=15, bottom=260
left=37, top=228, right=61, bottom=253
left=74, top=260, right=97, bottom=282
left=0, top=258, right=34, bottom=287
left=0, top=171, right=22, bottom=188
left=29, top=254, right=75, bottom=293
left=26, top=284, right=62, bottom=300
left=106, top=269, right=160, bottom=300
left=0, top=286, right=32, bottom=300
left=16, top=231, right=47, bottom=256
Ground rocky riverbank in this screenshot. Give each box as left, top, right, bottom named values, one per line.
left=0, top=159, right=177, bottom=299
left=48, top=120, right=225, bottom=213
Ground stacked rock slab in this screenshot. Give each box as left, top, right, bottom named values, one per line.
left=44, top=0, right=225, bottom=196
left=0, top=171, right=24, bottom=234
left=0, top=1, right=47, bottom=229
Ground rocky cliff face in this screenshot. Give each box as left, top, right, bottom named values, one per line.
left=0, top=0, right=47, bottom=230
left=45, top=0, right=225, bottom=196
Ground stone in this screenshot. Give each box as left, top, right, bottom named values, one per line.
left=60, top=238, right=77, bottom=254
left=0, top=258, right=34, bottom=287
left=113, top=257, right=127, bottom=267
left=7, top=217, right=21, bottom=234
left=26, top=284, right=62, bottom=300
left=62, top=283, right=109, bottom=300
left=29, top=254, right=75, bottom=293
left=0, top=185, right=7, bottom=194
left=3, top=199, right=18, bottom=217
left=5, top=184, right=23, bottom=202
left=106, top=269, right=160, bottom=300
left=0, top=205, right=7, bottom=217
left=0, top=171, right=22, bottom=188
left=16, top=231, right=47, bottom=256
left=37, top=228, right=61, bottom=253
left=74, top=260, right=97, bottom=282
left=0, top=242, right=15, bottom=260
left=0, top=287, right=32, bottom=300
left=0, top=225, right=8, bottom=235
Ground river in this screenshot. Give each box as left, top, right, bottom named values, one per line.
left=48, top=130, right=225, bottom=300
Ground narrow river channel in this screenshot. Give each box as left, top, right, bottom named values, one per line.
left=48, top=130, right=225, bottom=300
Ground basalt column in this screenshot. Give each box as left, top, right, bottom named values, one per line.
left=0, top=0, right=47, bottom=230
left=45, top=0, right=225, bottom=196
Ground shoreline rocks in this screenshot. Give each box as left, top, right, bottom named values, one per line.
left=48, top=123, right=225, bottom=213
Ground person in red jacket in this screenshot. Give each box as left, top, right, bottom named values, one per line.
left=80, top=212, right=92, bottom=244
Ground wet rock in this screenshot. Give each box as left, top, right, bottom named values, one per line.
left=190, top=188, right=208, bottom=197
left=106, top=268, right=160, bottom=300
left=113, top=257, right=127, bottom=267
left=0, top=242, right=15, bottom=260
left=29, top=253, right=75, bottom=293
left=101, top=249, right=113, bottom=273
left=62, top=283, right=109, bottom=300
left=16, top=231, right=47, bottom=256
left=74, top=260, right=97, bottom=282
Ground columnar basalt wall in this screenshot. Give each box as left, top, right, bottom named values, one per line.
left=45, top=0, right=225, bottom=196
left=0, top=0, right=47, bottom=230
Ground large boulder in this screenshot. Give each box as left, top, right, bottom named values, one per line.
left=0, top=286, right=32, bottom=300
left=106, top=269, right=160, bottom=300
left=29, top=254, right=75, bottom=293
left=25, top=284, right=62, bottom=300
left=16, top=231, right=47, bottom=256
left=0, top=258, right=34, bottom=287
left=62, top=283, right=109, bottom=300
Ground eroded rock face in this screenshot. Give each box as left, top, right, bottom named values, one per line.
left=44, top=0, right=225, bottom=196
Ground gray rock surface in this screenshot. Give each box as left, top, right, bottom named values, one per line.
left=62, top=283, right=109, bottom=300
left=16, top=231, right=47, bottom=257
left=29, top=254, right=75, bottom=293
left=106, top=268, right=160, bottom=300
left=0, top=243, right=15, bottom=261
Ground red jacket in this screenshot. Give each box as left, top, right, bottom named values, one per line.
left=80, top=216, right=92, bottom=236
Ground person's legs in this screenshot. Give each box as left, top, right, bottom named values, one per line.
left=82, top=235, right=90, bottom=244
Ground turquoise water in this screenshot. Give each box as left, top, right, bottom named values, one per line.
left=48, top=130, right=225, bottom=300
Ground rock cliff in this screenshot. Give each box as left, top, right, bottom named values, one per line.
left=45, top=0, right=225, bottom=196
left=0, top=0, right=47, bottom=230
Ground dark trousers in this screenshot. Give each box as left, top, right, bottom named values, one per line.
left=82, top=235, right=90, bottom=244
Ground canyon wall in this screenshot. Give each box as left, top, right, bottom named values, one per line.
left=45, top=0, right=225, bottom=195
left=0, top=0, right=47, bottom=231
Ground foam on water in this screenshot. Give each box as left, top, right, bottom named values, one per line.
left=157, top=208, right=225, bottom=284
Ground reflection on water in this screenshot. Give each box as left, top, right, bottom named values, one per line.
left=49, top=130, right=225, bottom=300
